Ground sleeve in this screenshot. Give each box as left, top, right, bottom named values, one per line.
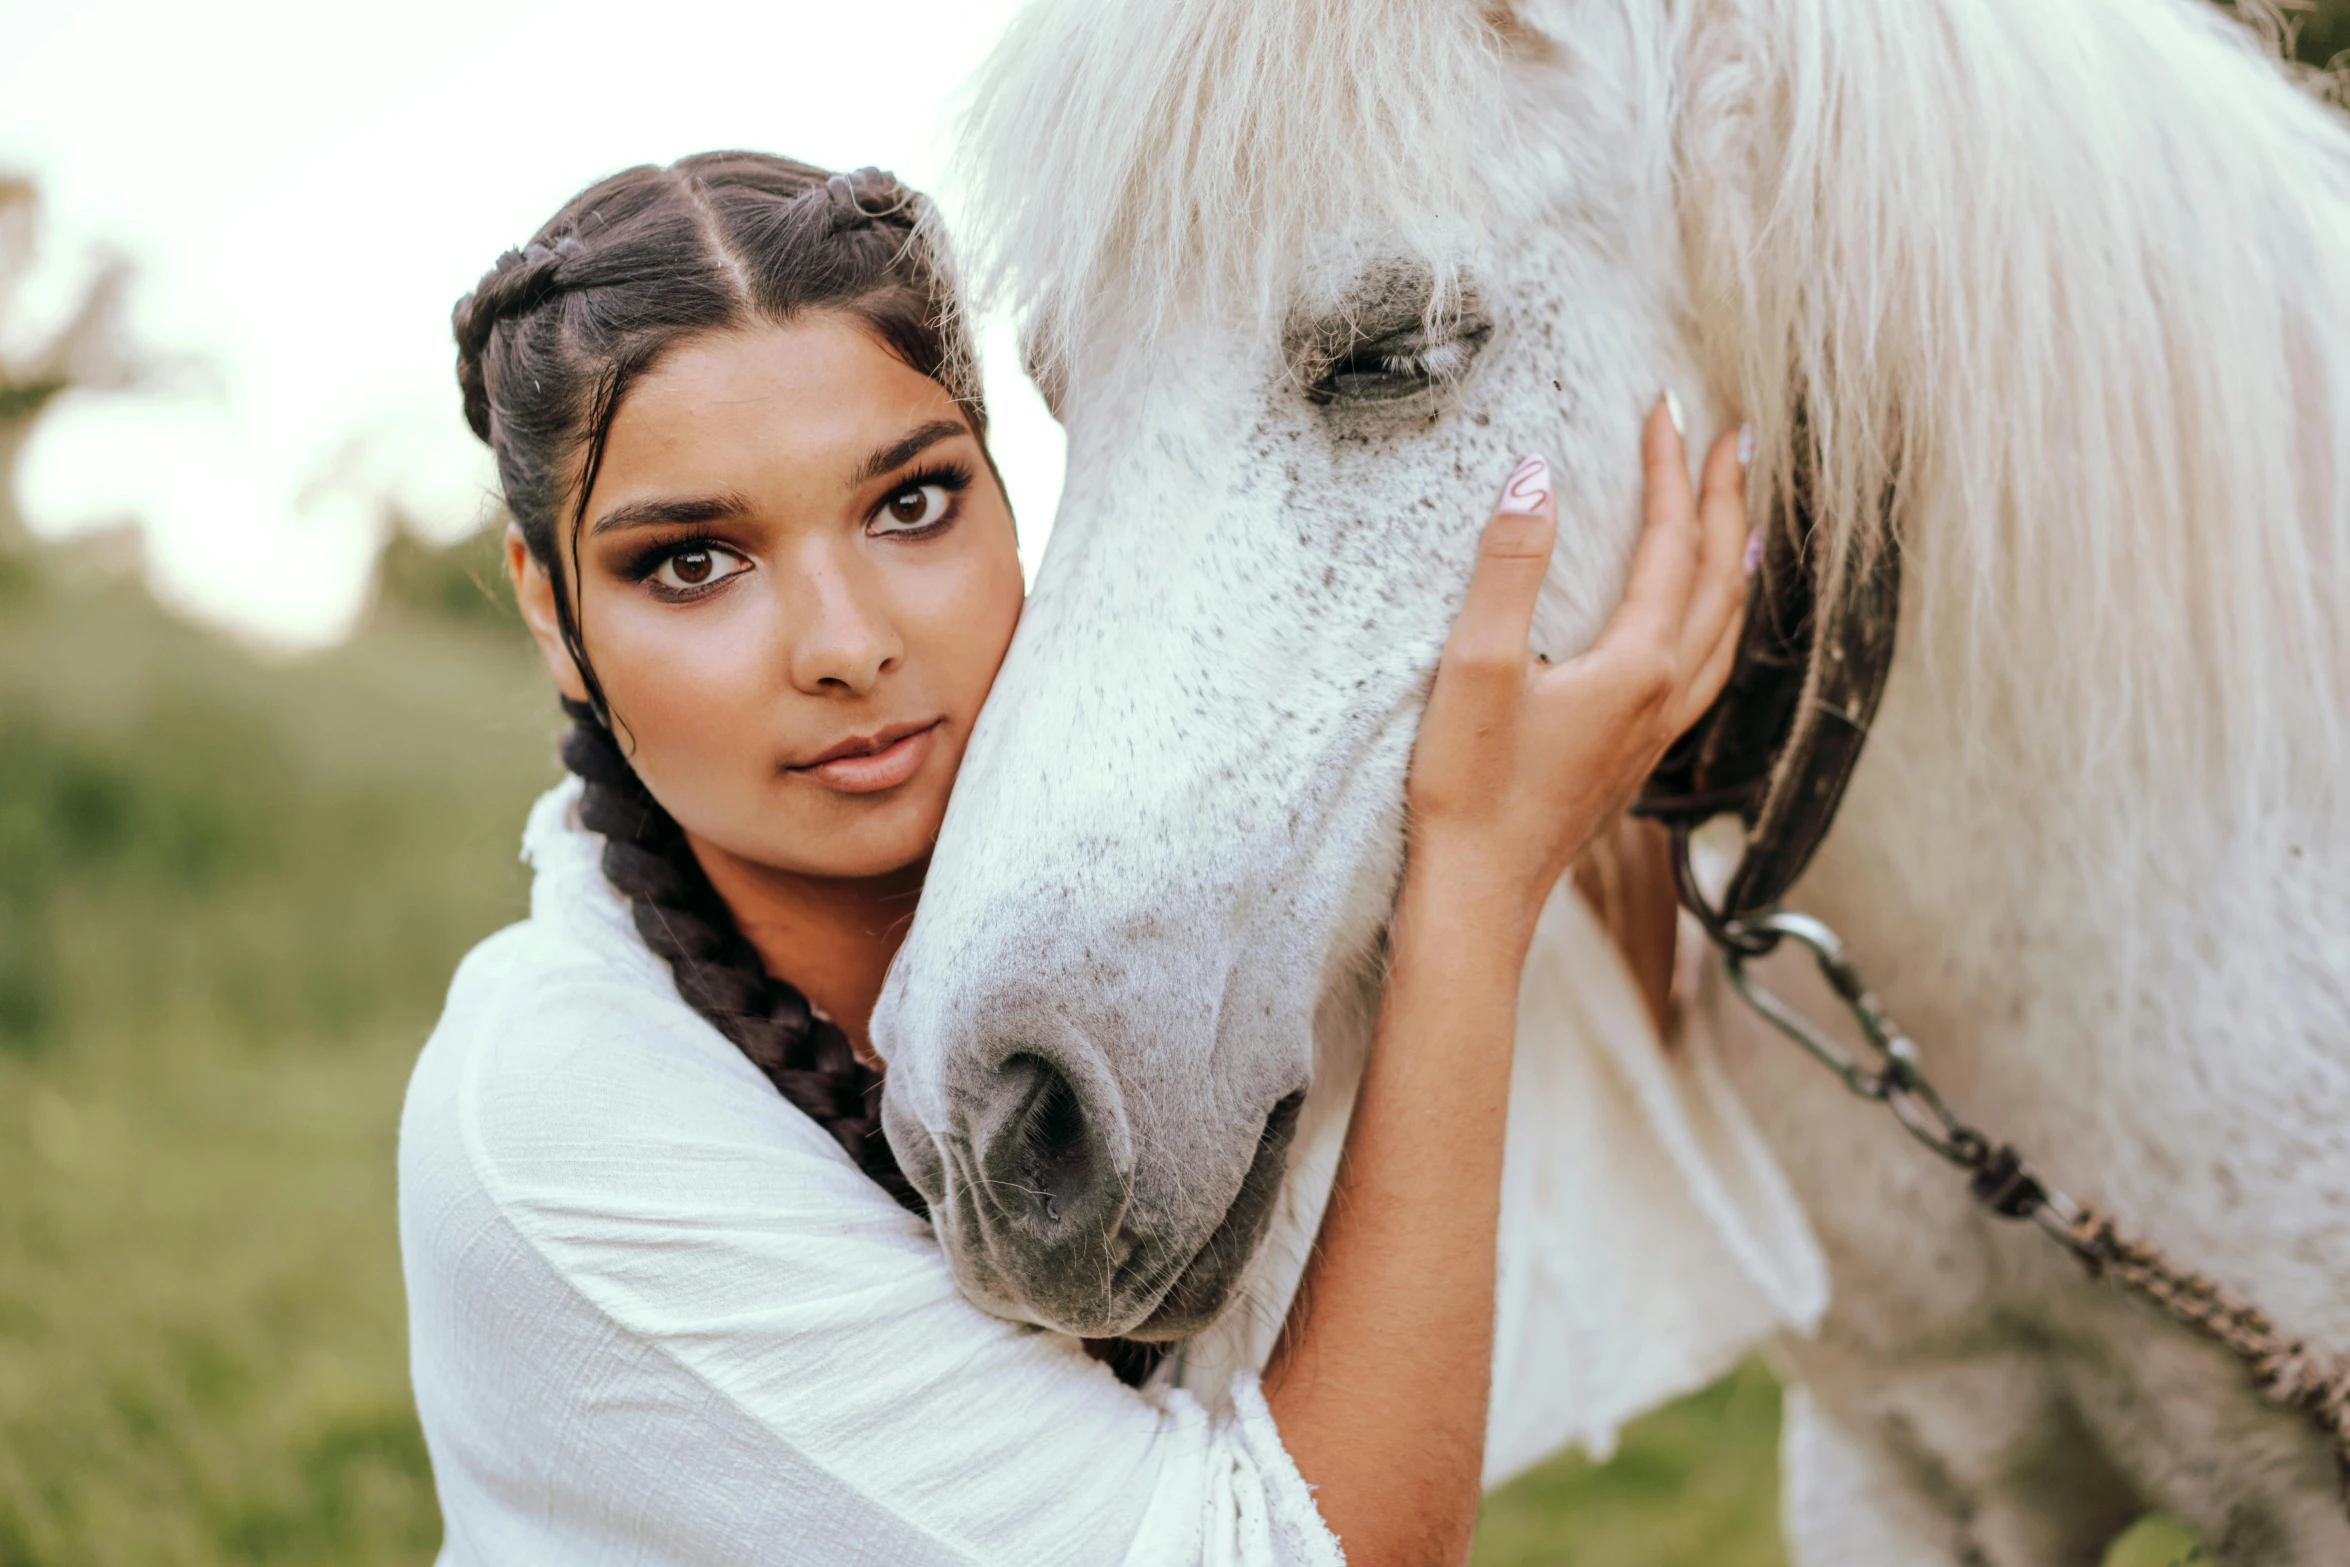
left=410, top=963, right=1345, bottom=1567
left=1480, top=879, right=1828, bottom=1482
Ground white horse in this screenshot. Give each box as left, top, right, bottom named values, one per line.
left=872, top=0, right=2350, bottom=1559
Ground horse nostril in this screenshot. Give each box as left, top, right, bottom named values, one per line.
left=1260, top=1090, right=1305, bottom=1156
left=987, top=1054, right=1100, bottom=1229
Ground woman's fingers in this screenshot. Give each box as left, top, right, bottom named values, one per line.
left=1593, top=396, right=1703, bottom=657
left=1405, top=420, right=1755, bottom=935
left=1679, top=591, right=1746, bottom=737
left=1544, top=404, right=1757, bottom=747
left=1693, top=422, right=1752, bottom=638
left=1669, top=425, right=1757, bottom=728
left=1409, top=455, right=1559, bottom=837
left=1441, top=454, right=1557, bottom=680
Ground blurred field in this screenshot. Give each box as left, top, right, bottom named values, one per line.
left=0, top=547, right=2217, bottom=1566
left=0, top=546, right=554, bottom=1564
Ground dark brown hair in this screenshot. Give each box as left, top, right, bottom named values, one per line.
left=451, top=153, right=977, bottom=1218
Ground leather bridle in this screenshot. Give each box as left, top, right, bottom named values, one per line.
left=1635, top=437, right=1899, bottom=931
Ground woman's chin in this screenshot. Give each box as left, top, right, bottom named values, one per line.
left=813, top=845, right=933, bottom=883
left=761, top=806, right=941, bottom=885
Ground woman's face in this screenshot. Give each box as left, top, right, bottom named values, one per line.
left=510, top=314, right=1025, bottom=882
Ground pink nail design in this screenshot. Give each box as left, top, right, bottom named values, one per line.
left=1496, top=454, right=1552, bottom=515
left=1743, top=528, right=1765, bottom=576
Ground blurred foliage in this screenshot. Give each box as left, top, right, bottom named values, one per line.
left=0, top=553, right=559, bottom=1564
left=2262, top=0, right=2350, bottom=68
left=1473, top=1363, right=1783, bottom=1567
left=0, top=179, right=137, bottom=549
left=368, top=517, right=514, bottom=637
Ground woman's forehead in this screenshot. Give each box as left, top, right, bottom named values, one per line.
left=591, top=317, right=973, bottom=509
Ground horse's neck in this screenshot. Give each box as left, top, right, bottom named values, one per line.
left=1790, top=618, right=2346, bottom=1090
left=1760, top=579, right=2350, bottom=1345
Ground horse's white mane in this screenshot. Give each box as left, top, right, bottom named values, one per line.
left=1683, top=0, right=2350, bottom=837
left=960, top=0, right=2350, bottom=836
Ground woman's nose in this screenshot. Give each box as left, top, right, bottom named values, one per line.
left=788, top=561, right=902, bottom=695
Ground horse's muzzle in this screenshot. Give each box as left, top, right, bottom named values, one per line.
left=885, top=1044, right=1305, bottom=1339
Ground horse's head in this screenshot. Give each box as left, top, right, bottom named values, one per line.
left=872, top=0, right=1713, bottom=1337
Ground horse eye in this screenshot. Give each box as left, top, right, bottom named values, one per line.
left=1304, top=316, right=1492, bottom=407
left=1312, top=343, right=1439, bottom=404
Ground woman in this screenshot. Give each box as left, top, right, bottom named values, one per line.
left=400, top=153, right=1751, bottom=1566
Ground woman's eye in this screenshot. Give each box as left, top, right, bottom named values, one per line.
left=874, top=484, right=953, bottom=534
left=649, top=544, right=749, bottom=593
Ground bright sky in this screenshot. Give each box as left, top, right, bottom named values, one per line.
left=0, top=0, right=1063, bottom=646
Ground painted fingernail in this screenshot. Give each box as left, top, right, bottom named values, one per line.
left=1663, top=389, right=1686, bottom=438
left=1737, top=423, right=1755, bottom=470
left=1496, top=453, right=1553, bottom=514
left=1742, top=527, right=1764, bottom=576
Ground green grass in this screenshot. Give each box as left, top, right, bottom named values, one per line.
left=0, top=558, right=558, bottom=1564
left=0, top=555, right=2212, bottom=1563
left=1473, top=1361, right=1784, bottom=1567
left=1471, top=1362, right=2208, bottom=1567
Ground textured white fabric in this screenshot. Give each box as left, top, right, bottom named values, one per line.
left=400, top=781, right=1821, bottom=1562
left=401, top=781, right=1342, bottom=1567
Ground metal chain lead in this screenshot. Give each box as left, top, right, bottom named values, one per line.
left=1710, top=904, right=2350, bottom=1497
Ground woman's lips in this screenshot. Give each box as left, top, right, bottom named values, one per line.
left=791, top=720, right=942, bottom=794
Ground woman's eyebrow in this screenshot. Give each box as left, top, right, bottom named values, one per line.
left=852, top=419, right=969, bottom=486
left=588, top=494, right=751, bottom=537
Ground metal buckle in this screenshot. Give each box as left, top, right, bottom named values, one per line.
left=1712, top=910, right=2087, bottom=1240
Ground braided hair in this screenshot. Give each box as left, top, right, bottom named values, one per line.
left=559, top=697, right=920, bottom=1211
left=451, top=154, right=967, bottom=1216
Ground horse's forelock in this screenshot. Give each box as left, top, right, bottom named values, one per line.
left=949, top=0, right=1530, bottom=370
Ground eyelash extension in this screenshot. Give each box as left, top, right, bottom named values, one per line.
left=880, top=460, right=977, bottom=523
left=869, top=460, right=977, bottom=545
left=611, top=457, right=976, bottom=586
left=618, top=534, right=733, bottom=584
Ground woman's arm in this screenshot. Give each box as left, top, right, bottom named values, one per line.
left=1261, top=401, right=1752, bottom=1567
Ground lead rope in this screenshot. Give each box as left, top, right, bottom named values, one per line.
left=1668, top=823, right=2350, bottom=1500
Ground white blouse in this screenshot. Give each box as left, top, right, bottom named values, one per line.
left=399, top=781, right=1825, bottom=1566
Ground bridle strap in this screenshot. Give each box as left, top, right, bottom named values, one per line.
left=1635, top=430, right=1900, bottom=919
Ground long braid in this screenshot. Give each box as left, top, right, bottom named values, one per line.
left=560, top=703, right=1164, bottom=1383
left=559, top=699, right=923, bottom=1216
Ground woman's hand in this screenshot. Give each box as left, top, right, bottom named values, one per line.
left=1268, top=401, right=1753, bottom=1567
left=1406, top=396, right=1753, bottom=951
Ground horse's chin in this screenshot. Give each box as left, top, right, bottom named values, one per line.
left=1115, top=1088, right=1306, bottom=1341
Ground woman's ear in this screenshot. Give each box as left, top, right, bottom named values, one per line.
left=507, top=524, right=592, bottom=704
